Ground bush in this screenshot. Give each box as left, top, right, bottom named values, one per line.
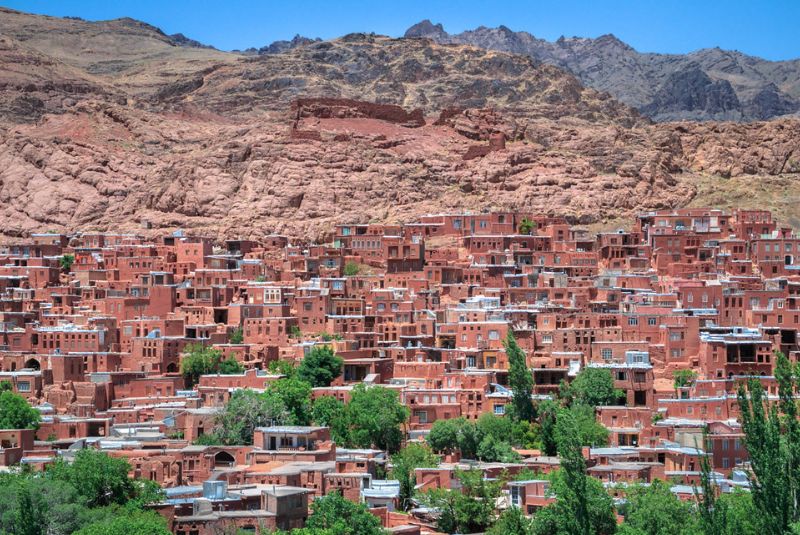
left=228, top=327, right=244, bottom=344
left=343, top=262, right=360, bottom=276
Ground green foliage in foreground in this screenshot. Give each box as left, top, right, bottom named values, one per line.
left=0, top=389, right=41, bottom=430
left=0, top=449, right=166, bottom=535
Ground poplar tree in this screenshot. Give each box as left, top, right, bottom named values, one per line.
left=505, top=331, right=535, bottom=421
left=737, top=351, right=800, bottom=535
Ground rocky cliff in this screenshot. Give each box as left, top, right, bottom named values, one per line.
left=404, top=20, right=800, bottom=122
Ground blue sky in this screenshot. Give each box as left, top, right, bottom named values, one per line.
left=4, top=0, right=799, bottom=60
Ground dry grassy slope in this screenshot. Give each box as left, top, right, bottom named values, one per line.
left=0, top=7, right=238, bottom=98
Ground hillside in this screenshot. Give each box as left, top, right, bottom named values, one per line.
left=0, top=8, right=798, bottom=241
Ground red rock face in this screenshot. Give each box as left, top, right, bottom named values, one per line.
left=0, top=11, right=798, bottom=240
left=292, top=98, right=425, bottom=128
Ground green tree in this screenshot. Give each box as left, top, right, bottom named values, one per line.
left=420, top=468, right=502, bottom=534
left=489, top=506, right=534, bottom=535
left=342, top=385, right=409, bottom=453
left=343, top=262, right=361, bottom=277
left=427, top=417, right=483, bottom=459
left=427, top=418, right=460, bottom=454
left=13, top=481, right=44, bottom=535
left=268, top=359, right=297, bottom=378
left=0, top=473, right=87, bottom=535
left=0, top=389, right=41, bottom=430
left=269, top=377, right=312, bottom=426
left=59, top=254, right=75, bottom=272
left=519, top=218, right=537, bottom=235
left=538, top=400, right=560, bottom=456
left=556, top=404, right=609, bottom=448
left=180, top=345, right=243, bottom=387
left=297, top=345, right=344, bottom=387
left=211, top=389, right=288, bottom=445
left=672, top=369, right=697, bottom=390
left=512, top=419, right=541, bottom=449
left=305, top=491, right=385, bottom=535
left=74, top=509, right=170, bottom=535
left=311, top=395, right=348, bottom=444
left=46, top=449, right=136, bottom=508
left=505, top=332, right=536, bottom=421
left=477, top=433, right=522, bottom=463
left=217, top=357, right=244, bottom=374
left=568, top=367, right=624, bottom=407
left=179, top=344, right=223, bottom=387
left=0, top=452, right=165, bottom=535
left=620, top=479, right=697, bottom=535
left=228, top=327, right=244, bottom=344
left=717, top=490, right=759, bottom=535
left=391, top=443, right=439, bottom=510
left=737, top=351, right=799, bottom=534
left=533, top=408, right=616, bottom=535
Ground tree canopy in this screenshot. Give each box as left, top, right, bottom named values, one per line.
left=420, top=468, right=503, bottom=534
left=390, top=443, right=440, bottom=510
left=427, top=413, right=527, bottom=462
left=0, top=449, right=165, bottom=535
left=297, top=345, right=344, bottom=387
left=618, top=479, right=697, bottom=535
left=203, top=388, right=289, bottom=445
left=0, top=389, right=41, bottom=430
left=179, top=344, right=243, bottom=387
left=304, top=491, right=385, bottom=535
left=340, top=385, right=409, bottom=453
left=567, top=367, right=624, bottom=407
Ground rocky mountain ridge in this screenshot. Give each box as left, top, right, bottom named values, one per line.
left=404, top=20, right=800, bottom=122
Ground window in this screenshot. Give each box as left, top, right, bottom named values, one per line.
left=494, top=404, right=505, bottom=415
left=601, top=348, right=613, bottom=360
left=628, top=317, right=638, bottom=326
left=648, top=317, right=657, bottom=326
left=16, top=381, right=30, bottom=392
left=414, top=410, right=428, bottom=424
left=489, top=330, right=500, bottom=340
left=542, top=334, right=553, bottom=344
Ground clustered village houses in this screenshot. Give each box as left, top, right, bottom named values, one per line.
left=0, top=208, right=796, bottom=533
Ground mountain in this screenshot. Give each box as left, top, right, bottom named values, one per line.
left=404, top=20, right=800, bottom=122
left=0, top=8, right=798, bottom=241
left=0, top=7, right=235, bottom=100
left=253, top=35, right=323, bottom=55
